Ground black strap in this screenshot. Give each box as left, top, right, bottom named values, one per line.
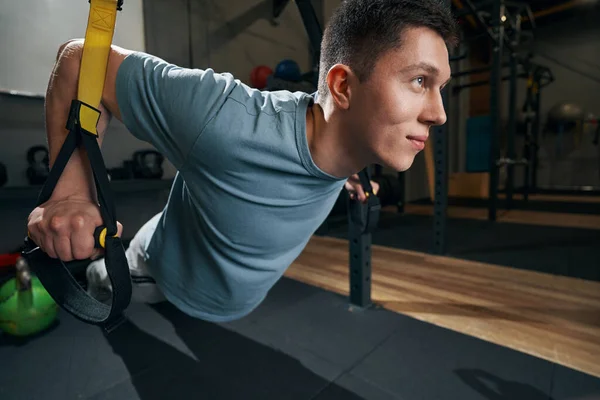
left=22, top=100, right=131, bottom=332
left=348, top=167, right=381, bottom=235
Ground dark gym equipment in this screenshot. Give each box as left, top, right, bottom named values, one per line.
left=108, top=150, right=165, bottom=181
left=518, top=61, right=554, bottom=201
left=0, top=162, right=7, bottom=187
left=347, top=169, right=381, bottom=308
left=108, top=160, right=135, bottom=180
left=26, top=145, right=50, bottom=185
left=371, top=173, right=404, bottom=209
left=132, top=150, right=164, bottom=180
left=451, top=2, right=555, bottom=219
left=433, top=80, right=450, bottom=255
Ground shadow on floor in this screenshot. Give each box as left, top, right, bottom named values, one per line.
left=101, top=301, right=364, bottom=400
left=455, top=368, right=554, bottom=400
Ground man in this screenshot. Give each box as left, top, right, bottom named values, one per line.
left=27, top=0, right=458, bottom=322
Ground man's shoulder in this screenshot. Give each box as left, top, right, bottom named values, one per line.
left=225, top=80, right=315, bottom=118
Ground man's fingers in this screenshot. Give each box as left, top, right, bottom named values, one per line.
left=44, top=236, right=58, bottom=260
left=90, top=249, right=104, bottom=261
left=355, top=185, right=366, bottom=202
left=71, top=229, right=95, bottom=260
left=54, top=235, right=74, bottom=262
left=371, top=180, right=380, bottom=195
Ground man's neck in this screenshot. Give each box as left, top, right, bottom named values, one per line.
left=306, top=100, right=367, bottom=179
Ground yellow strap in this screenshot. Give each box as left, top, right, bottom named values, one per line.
left=78, top=0, right=120, bottom=135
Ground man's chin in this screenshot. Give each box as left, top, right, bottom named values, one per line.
left=379, top=156, right=415, bottom=173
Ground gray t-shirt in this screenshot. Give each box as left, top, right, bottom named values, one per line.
left=116, top=52, right=346, bottom=322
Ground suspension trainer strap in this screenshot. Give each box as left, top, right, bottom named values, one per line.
left=348, top=168, right=381, bottom=235
left=22, top=0, right=130, bottom=332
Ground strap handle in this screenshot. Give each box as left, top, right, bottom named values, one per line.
left=348, top=167, right=381, bottom=235
left=22, top=0, right=131, bottom=332
left=23, top=101, right=131, bottom=331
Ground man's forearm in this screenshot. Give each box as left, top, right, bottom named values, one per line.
left=45, top=41, right=110, bottom=201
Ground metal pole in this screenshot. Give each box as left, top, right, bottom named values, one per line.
left=452, top=62, right=510, bottom=78
left=432, top=83, right=450, bottom=254
left=432, top=105, right=448, bottom=254
left=532, top=75, right=542, bottom=193
left=431, top=0, right=452, bottom=254
left=506, top=14, right=520, bottom=210
left=295, top=0, right=323, bottom=74
left=397, top=172, right=405, bottom=214
left=349, top=228, right=372, bottom=308
left=488, top=0, right=504, bottom=222
left=452, top=74, right=521, bottom=92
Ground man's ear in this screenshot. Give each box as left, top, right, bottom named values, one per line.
left=326, top=64, right=355, bottom=110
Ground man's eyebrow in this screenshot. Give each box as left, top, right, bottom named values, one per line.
left=400, top=62, right=440, bottom=75
left=402, top=62, right=452, bottom=86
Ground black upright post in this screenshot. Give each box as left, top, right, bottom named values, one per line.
left=433, top=93, right=449, bottom=254
left=506, top=17, right=519, bottom=210
left=295, top=0, right=323, bottom=86
left=531, top=75, right=542, bottom=193
left=347, top=171, right=380, bottom=308
left=432, top=0, right=451, bottom=254
left=488, top=0, right=504, bottom=221
left=348, top=225, right=372, bottom=308
left=397, top=172, right=405, bottom=214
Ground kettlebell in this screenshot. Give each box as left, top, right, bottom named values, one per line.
left=0, top=162, right=7, bottom=187
left=26, top=146, right=50, bottom=185
left=0, top=257, right=58, bottom=337
left=132, top=150, right=164, bottom=179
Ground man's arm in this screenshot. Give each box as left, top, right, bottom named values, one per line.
left=46, top=39, right=133, bottom=201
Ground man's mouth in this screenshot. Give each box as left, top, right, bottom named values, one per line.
left=406, top=135, right=428, bottom=151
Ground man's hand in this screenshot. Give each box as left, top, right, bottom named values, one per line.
left=345, top=174, right=380, bottom=203
left=27, top=195, right=123, bottom=262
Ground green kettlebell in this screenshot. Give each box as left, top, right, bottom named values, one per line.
left=0, top=257, right=58, bottom=337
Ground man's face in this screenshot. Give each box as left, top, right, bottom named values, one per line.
left=350, top=27, right=452, bottom=171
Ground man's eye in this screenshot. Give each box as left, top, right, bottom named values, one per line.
left=414, top=76, right=425, bottom=87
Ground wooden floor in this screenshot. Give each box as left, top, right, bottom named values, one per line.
left=285, top=236, right=600, bottom=378
left=498, top=193, right=600, bottom=204
left=403, top=204, right=600, bottom=230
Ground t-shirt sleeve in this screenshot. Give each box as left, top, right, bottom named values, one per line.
left=115, top=52, right=238, bottom=169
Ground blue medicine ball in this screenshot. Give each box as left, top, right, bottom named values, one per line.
left=274, top=59, right=302, bottom=82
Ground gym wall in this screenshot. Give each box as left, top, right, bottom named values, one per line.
left=0, top=0, right=146, bottom=96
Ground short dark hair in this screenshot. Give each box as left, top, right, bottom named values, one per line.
left=318, top=0, right=459, bottom=97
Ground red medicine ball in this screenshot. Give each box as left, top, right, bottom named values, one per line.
left=250, top=65, right=273, bottom=89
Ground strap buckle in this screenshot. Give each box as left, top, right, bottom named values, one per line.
left=88, top=0, right=124, bottom=11
left=67, top=99, right=101, bottom=137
